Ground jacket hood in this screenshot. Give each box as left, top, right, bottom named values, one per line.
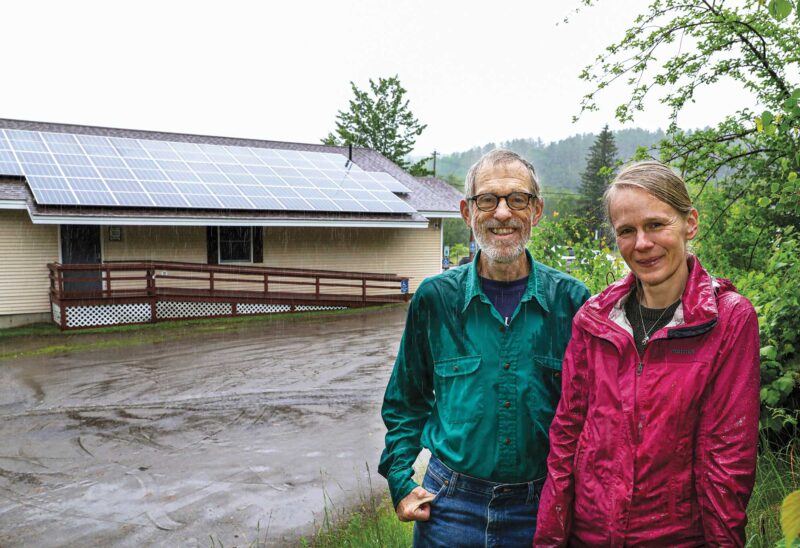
left=582, top=254, right=736, bottom=335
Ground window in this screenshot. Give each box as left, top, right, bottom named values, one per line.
left=218, top=227, right=253, bottom=263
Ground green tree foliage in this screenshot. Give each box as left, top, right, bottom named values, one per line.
left=443, top=217, right=470, bottom=249
left=528, top=216, right=627, bottom=295
left=323, top=75, right=431, bottom=173
left=542, top=188, right=583, bottom=219
left=579, top=0, right=800, bottom=433
left=434, top=128, right=664, bottom=190
left=579, top=125, right=618, bottom=233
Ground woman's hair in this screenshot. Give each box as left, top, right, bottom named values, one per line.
left=604, top=160, right=693, bottom=223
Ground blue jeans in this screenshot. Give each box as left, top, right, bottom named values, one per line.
left=413, top=456, right=543, bottom=548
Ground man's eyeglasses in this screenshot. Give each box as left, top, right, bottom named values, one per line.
left=468, top=192, right=537, bottom=212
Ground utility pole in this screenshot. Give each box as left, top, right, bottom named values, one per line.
left=432, top=150, right=438, bottom=177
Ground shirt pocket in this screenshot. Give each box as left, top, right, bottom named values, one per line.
left=433, top=356, right=483, bottom=424
left=526, top=354, right=563, bottom=429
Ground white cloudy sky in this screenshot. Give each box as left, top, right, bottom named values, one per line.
left=1, top=0, right=753, bottom=155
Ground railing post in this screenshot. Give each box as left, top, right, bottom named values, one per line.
left=315, top=276, right=320, bottom=300
left=146, top=268, right=156, bottom=323
left=210, top=271, right=215, bottom=293
left=264, top=273, right=269, bottom=296
left=58, top=267, right=64, bottom=300
left=362, top=278, right=367, bottom=304
left=105, top=265, right=111, bottom=298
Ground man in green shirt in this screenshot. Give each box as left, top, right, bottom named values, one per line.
left=379, top=149, right=589, bottom=546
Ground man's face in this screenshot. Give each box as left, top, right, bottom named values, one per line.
left=460, top=161, right=543, bottom=264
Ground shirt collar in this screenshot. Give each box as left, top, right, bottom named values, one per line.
left=462, top=249, right=549, bottom=313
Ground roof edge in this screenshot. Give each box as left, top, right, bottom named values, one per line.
left=418, top=210, right=462, bottom=219
left=0, top=117, right=373, bottom=153
left=0, top=199, right=28, bottom=210
left=26, top=212, right=429, bottom=228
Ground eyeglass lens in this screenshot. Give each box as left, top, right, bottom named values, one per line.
left=474, top=192, right=531, bottom=211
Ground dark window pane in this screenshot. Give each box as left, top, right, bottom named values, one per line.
left=219, top=227, right=252, bottom=262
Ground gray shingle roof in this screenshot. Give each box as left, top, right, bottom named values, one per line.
left=0, top=118, right=460, bottom=220
left=414, top=176, right=463, bottom=213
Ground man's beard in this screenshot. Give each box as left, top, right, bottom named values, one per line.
left=472, top=218, right=530, bottom=264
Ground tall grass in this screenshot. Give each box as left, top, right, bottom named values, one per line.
left=303, top=495, right=412, bottom=548
left=746, top=440, right=799, bottom=547
left=301, top=442, right=797, bottom=547
left=302, top=464, right=413, bottom=548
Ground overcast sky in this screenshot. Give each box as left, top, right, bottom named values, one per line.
left=1, top=0, right=753, bottom=155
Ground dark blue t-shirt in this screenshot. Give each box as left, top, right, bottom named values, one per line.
left=479, top=275, right=528, bottom=325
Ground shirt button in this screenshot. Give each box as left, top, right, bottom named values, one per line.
left=554, top=371, right=561, bottom=378
left=504, top=401, right=511, bottom=408
left=453, top=366, right=459, bottom=372
left=504, top=438, right=511, bottom=445
left=499, top=326, right=505, bottom=333
left=503, top=363, right=510, bottom=370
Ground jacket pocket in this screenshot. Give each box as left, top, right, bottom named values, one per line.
left=433, top=356, right=483, bottom=423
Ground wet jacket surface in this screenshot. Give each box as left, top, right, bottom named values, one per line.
left=534, top=256, right=760, bottom=547
left=379, top=250, right=589, bottom=507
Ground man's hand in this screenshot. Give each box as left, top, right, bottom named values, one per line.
left=396, top=486, right=437, bottom=522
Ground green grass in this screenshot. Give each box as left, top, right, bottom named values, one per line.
left=299, top=442, right=797, bottom=547
left=0, top=304, right=405, bottom=361
left=746, top=441, right=799, bottom=547
left=303, top=495, right=413, bottom=548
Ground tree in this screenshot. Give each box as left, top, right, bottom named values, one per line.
left=578, top=125, right=618, bottom=235
left=577, top=0, right=800, bottom=434
left=323, top=75, right=431, bottom=174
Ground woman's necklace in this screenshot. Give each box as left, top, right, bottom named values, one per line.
left=638, top=297, right=672, bottom=346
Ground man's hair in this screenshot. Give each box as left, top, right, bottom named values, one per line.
left=604, top=160, right=693, bottom=223
left=464, top=149, right=541, bottom=200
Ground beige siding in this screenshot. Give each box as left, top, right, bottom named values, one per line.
left=262, top=225, right=441, bottom=292
left=103, top=226, right=207, bottom=262
left=102, top=224, right=441, bottom=294
left=103, top=226, right=208, bottom=292
left=0, top=210, right=59, bottom=315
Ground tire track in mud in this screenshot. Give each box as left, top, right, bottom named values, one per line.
left=1, top=386, right=384, bottom=420
left=0, top=306, right=407, bottom=546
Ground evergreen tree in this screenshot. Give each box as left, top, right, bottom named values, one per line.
left=579, top=125, right=618, bottom=235
left=322, top=75, right=430, bottom=173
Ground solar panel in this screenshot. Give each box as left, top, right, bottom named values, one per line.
left=0, top=129, right=414, bottom=214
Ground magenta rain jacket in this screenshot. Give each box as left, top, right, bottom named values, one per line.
left=535, top=256, right=760, bottom=547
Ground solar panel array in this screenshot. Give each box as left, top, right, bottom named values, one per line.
left=0, top=129, right=415, bottom=214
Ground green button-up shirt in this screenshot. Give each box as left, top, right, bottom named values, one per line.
left=379, top=250, right=590, bottom=507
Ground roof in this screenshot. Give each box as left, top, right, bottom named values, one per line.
left=0, top=118, right=461, bottom=226
left=414, top=176, right=463, bottom=218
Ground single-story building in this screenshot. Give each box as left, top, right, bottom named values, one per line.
left=0, top=119, right=462, bottom=329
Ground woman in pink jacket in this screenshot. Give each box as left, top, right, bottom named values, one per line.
left=535, top=161, right=760, bottom=547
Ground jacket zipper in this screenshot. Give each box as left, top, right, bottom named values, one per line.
left=635, top=360, right=644, bottom=444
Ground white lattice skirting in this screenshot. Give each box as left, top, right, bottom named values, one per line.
left=237, top=303, right=292, bottom=315
left=64, top=303, right=152, bottom=328
left=157, top=301, right=232, bottom=319
left=54, top=301, right=352, bottom=328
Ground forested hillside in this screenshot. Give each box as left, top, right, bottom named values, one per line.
left=434, top=128, right=665, bottom=190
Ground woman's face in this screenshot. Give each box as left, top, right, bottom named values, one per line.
left=608, top=186, right=698, bottom=295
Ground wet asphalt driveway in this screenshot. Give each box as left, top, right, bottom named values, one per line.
left=0, top=306, right=407, bottom=547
